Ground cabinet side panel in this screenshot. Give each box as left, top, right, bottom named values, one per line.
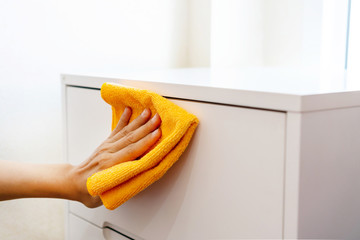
left=299, top=107, right=360, bottom=239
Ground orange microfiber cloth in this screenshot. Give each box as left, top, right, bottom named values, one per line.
left=86, top=82, right=199, bottom=210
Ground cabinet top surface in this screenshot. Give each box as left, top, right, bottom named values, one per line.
left=62, top=68, right=360, bottom=112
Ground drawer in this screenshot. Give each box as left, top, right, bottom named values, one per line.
left=68, top=213, right=136, bottom=240
left=68, top=213, right=103, bottom=240
left=65, top=86, right=286, bottom=239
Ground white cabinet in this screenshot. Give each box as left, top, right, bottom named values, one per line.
left=63, top=69, right=360, bottom=240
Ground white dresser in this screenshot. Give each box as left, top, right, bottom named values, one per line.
left=62, top=68, right=360, bottom=240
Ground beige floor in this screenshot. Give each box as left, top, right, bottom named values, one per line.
left=0, top=198, right=64, bottom=240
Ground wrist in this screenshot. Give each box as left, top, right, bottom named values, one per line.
left=67, top=163, right=102, bottom=208
left=57, top=163, right=79, bottom=201
left=66, top=164, right=85, bottom=202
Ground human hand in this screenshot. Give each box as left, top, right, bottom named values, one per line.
left=69, top=107, right=162, bottom=208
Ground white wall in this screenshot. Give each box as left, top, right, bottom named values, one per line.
left=0, top=1, right=188, bottom=239
left=210, top=0, right=324, bottom=68
left=188, top=0, right=211, bottom=67
left=347, top=0, right=360, bottom=89
left=0, top=0, right=189, bottom=164
left=320, top=0, right=349, bottom=90
left=211, top=0, right=264, bottom=67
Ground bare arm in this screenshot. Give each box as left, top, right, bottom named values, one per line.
left=0, top=161, right=76, bottom=201
left=0, top=107, right=161, bottom=208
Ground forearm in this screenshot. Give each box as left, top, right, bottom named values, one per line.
left=0, top=160, right=76, bottom=201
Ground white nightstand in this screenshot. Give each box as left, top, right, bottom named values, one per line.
left=62, top=68, right=360, bottom=240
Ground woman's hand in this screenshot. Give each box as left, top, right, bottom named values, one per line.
left=0, top=107, right=161, bottom=208
left=69, top=107, right=162, bottom=208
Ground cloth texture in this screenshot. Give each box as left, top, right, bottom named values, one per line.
left=86, top=82, right=199, bottom=210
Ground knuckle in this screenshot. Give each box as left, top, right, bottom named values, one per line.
left=125, top=145, right=135, bottom=156
left=96, top=153, right=112, bottom=167
left=100, top=152, right=111, bottom=161
left=125, top=132, right=136, bottom=145
left=120, top=126, right=130, bottom=137
left=110, top=128, right=128, bottom=142
left=98, top=143, right=112, bottom=154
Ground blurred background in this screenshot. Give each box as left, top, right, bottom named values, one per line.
left=0, top=0, right=359, bottom=239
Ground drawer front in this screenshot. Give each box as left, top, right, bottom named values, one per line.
left=68, top=213, right=140, bottom=240
left=68, top=213, right=103, bottom=240
left=66, top=86, right=286, bottom=239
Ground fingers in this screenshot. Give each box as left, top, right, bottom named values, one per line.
left=108, top=107, right=132, bottom=138
left=98, top=107, right=162, bottom=169
left=110, top=113, right=161, bottom=153
left=107, top=127, right=162, bottom=167
left=110, top=108, right=152, bottom=142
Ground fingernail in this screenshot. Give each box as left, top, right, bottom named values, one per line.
left=141, top=108, right=149, bottom=117
left=153, top=128, right=161, bottom=135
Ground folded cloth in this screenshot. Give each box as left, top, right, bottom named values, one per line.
left=86, top=82, right=199, bottom=210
